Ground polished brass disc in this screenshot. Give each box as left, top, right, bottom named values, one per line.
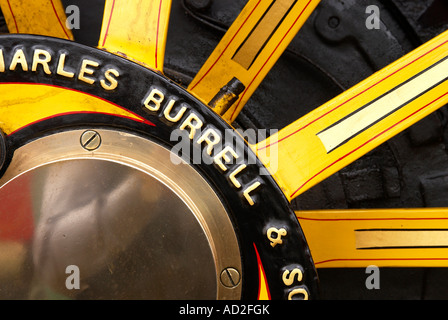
left=0, top=129, right=242, bottom=299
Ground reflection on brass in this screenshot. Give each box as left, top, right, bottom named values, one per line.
left=0, top=129, right=242, bottom=299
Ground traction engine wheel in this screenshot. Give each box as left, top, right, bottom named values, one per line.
left=0, top=0, right=447, bottom=300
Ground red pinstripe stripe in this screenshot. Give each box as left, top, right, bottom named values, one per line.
left=101, top=0, right=116, bottom=47
left=297, top=216, right=448, bottom=222
left=230, top=0, right=313, bottom=121
left=155, top=0, right=163, bottom=69
left=50, top=0, right=71, bottom=39
left=259, top=39, right=448, bottom=151
left=5, top=0, right=19, bottom=32
left=188, top=0, right=263, bottom=91
left=253, top=243, right=271, bottom=300
left=290, top=90, right=448, bottom=198
left=315, top=257, right=448, bottom=266
left=0, top=82, right=155, bottom=135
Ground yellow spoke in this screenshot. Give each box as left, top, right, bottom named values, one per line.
left=255, top=29, right=448, bottom=201
left=0, top=83, right=149, bottom=135
left=0, top=0, right=73, bottom=40
left=188, top=0, right=320, bottom=123
left=297, top=208, right=448, bottom=268
left=98, top=0, right=172, bottom=72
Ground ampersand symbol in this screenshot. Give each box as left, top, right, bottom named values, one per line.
left=266, top=227, right=287, bottom=247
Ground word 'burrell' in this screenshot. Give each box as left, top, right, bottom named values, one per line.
left=142, top=87, right=262, bottom=206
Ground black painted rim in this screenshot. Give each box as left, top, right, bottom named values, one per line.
left=0, top=34, right=318, bottom=300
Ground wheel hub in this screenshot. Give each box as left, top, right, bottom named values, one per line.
left=0, top=129, right=241, bottom=299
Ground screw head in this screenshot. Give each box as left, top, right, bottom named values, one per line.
left=220, top=267, right=240, bottom=288
left=80, top=130, right=101, bottom=151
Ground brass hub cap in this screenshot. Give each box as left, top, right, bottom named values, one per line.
left=0, top=129, right=242, bottom=299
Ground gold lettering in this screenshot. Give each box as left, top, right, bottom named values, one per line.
left=282, top=269, right=303, bottom=286
left=197, top=128, right=221, bottom=155
left=163, top=99, right=187, bottom=122
left=266, top=226, right=287, bottom=247
left=56, top=53, right=75, bottom=78
left=179, top=113, right=203, bottom=140
left=229, top=164, right=247, bottom=189
left=100, top=68, right=120, bottom=90
left=243, top=181, right=261, bottom=206
left=9, top=49, right=28, bottom=71
left=31, top=49, right=52, bottom=74
left=288, top=288, right=309, bottom=300
left=213, top=146, right=239, bottom=171
left=78, top=59, right=99, bottom=84
left=143, top=88, right=164, bottom=111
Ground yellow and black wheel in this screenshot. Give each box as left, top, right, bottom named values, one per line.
left=0, top=0, right=447, bottom=301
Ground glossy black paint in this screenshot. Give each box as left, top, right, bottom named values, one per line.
left=0, top=35, right=319, bottom=300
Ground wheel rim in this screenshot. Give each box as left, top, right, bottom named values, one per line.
left=0, top=34, right=318, bottom=300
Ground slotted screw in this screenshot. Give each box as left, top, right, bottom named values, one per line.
left=220, top=267, right=240, bottom=288
left=80, top=130, right=101, bottom=151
